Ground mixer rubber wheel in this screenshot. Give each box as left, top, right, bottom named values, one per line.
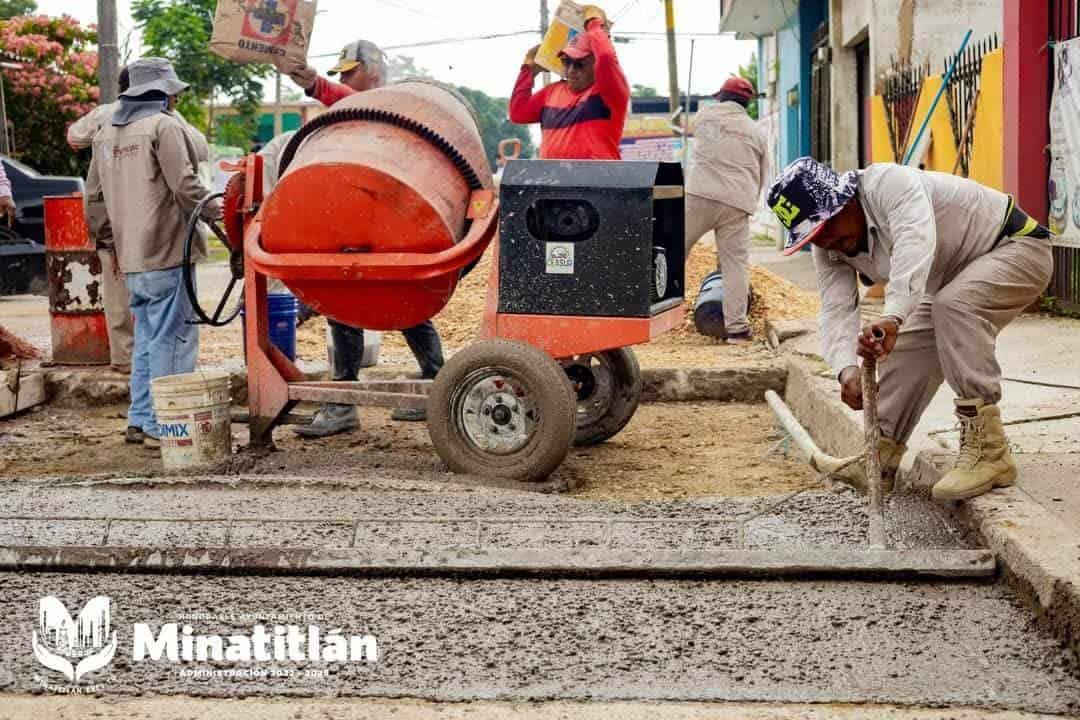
left=563, top=348, right=642, bottom=447
left=428, top=340, right=576, bottom=482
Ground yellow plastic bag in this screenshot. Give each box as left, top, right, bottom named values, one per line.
left=535, top=0, right=588, bottom=77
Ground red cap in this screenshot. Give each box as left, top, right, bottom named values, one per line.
left=715, top=76, right=755, bottom=101
left=560, top=30, right=593, bottom=60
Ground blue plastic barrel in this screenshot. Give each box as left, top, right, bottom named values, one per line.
left=240, top=293, right=298, bottom=361
left=693, top=270, right=727, bottom=338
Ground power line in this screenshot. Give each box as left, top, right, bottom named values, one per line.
left=309, top=30, right=538, bottom=58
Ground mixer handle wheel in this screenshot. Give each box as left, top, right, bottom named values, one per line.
left=183, top=192, right=244, bottom=327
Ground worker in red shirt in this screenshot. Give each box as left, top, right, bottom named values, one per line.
left=510, top=6, right=630, bottom=160
left=276, top=41, right=446, bottom=434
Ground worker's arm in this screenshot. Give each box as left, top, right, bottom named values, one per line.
left=156, top=119, right=222, bottom=222
left=872, top=166, right=936, bottom=324
left=586, top=18, right=630, bottom=115
left=83, top=152, right=111, bottom=244
left=307, top=75, right=355, bottom=107
left=509, top=65, right=550, bottom=125
left=67, top=104, right=112, bottom=150
left=813, top=244, right=861, bottom=378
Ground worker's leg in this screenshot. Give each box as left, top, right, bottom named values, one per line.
left=99, top=247, right=133, bottom=371
left=684, top=193, right=722, bottom=257
left=401, top=321, right=444, bottom=379
left=295, top=319, right=361, bottom=438
left=329, top=320, right=364, bottom=382
left=877, top=301, right=945, bottom=445
left=124, top=273, right=152, bottom=440
left=711, top=203, right=752, bottom=337
left=140, top=267, right=199, bottom=438
left=931, top=235, right=1054, bottom=500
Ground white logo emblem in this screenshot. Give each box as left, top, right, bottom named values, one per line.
left=32, top=596, right=117, bottom=683
left=545, top=242, right=574, bottom=275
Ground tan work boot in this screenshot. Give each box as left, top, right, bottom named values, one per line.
left=818, top=437, right=907, bottom=493
left=932, top=399, right=1017, bottom=501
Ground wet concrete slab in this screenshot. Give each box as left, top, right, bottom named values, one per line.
left=0, top=572, right=1076, bottom=712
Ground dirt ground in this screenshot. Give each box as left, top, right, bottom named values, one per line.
left=0, top=402, right=818, bottom=501
left=198, top=241, right=820, bottom=370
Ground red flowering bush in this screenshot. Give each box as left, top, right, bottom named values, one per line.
left=1, top=14, right=98, bottom=175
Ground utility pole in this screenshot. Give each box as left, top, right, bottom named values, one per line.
left=664, top=0, right=680, bottom=117
left=97, top=0, right=120, bottom=104
left=274, top=72, right=283, bottom=137
left=540, top=0, right=551, bottom=86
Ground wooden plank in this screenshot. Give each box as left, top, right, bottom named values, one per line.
left=0, top=371, right=46, bottom=419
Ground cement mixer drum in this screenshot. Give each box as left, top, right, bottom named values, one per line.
left=259, top=81, right=493, bottom=331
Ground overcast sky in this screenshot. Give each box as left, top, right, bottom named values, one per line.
left=33, top=0, right=756, bottom=99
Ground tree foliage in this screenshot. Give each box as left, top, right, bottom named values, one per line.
left=132, top=0, right=272, bottom=146
left=738, top=52, right=759, bottom=120
left=0, top=0, right=36, bottom=20
left=0, top=14, right=98, bottom=175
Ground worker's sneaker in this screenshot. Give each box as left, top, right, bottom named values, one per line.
left=125, top=426, right=146, bottom=444
left=293, top=404, right=359, bottom=438
left=932, top=400, right=1017, bottom=501
left=143, top=433, right=161, bottom=450
left=725, top=330, right=754, bottom=345
left=391, top=407, right=427, bottom=422
left=822, top=437, right=907, bottom=493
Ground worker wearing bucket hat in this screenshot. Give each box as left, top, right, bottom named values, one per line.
left=768, top=157, right=1054, bottom=501
left=684, top=75, right=769, bottom=343
left=86, top=57, right=221, bottom=449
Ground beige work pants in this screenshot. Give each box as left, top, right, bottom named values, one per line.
left=685, top=193, right=752, bottom=335
left=98, top=246, right=134, bottom=368
left=878, top=235, right=1054, bottom=443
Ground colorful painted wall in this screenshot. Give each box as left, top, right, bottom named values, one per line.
left=868, top=48, right=1003, bottom=189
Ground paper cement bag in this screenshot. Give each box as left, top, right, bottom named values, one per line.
left=210, top=0, right=318, bottom=66
left=535, top=0, right=587, bottom=77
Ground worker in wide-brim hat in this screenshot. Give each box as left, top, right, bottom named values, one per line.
left=768, top=157, right=1054, bottom=501
left=684, top=75, right=769, bottom=343
left=86, top=57, right=221, bottom=449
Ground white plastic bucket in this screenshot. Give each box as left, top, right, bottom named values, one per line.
left=326, top=325, right=382, bottom=372
left=150, top=371, right=233, bottom=470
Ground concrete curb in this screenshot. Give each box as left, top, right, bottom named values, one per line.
left=782, top=355, right=1080, bottom=658
left=908, top=451, right=1080, bottom=658
left=39, top=362, right=789, bottom=409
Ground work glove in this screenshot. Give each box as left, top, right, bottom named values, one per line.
left=582, top=5, right=609, bottom=29
left=279, top=59, right=318, bottom=91
left=0, top=196, right=14, bottom=227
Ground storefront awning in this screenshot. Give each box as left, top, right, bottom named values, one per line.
left=718, top=0, right=797, bottom=37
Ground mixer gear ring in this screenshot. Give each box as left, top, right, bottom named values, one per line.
left=428, top=340, right=576, bottom=482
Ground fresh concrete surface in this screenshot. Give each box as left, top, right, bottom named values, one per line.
left=0, top=696, right=1069, bottom=720
left=1, top=571, right=1078, bottom=711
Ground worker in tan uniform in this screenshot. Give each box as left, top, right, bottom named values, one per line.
left=72, top=66, right=211, bottom=380
left=684, top=76, right=769, bottom=343
left=768, top=157, right=1053, bottom=501
left=86, top=58, right=221, bottom=448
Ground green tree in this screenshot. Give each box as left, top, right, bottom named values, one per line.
left=0, top=0, right=36, bottom=20
left=632, top=83, right=659, bottom=97
left=737, top=52, right=759, bottom=120
left=455, top=85, right=535, bottom=171
left=132, top=0, right=273, bottom=149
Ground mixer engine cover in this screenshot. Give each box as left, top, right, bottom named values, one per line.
left=259, top=82, right=492, bottom=331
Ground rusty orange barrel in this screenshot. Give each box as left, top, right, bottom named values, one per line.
left=44, top=195, right=110, bottom=365
left=257, top=81, right=493, bottom=331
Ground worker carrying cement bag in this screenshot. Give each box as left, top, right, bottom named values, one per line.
left=510, top=4, right=630, bottom=160
left=685, top=76, right=769, bottom=343
left=768, top=158, right=1053, bottom=502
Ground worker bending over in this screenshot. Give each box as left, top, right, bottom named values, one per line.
left=510, top=5, right=630, bottom=160
left=768, top=158, right=1053, bottom=501
left=277, top=39, right=445, bottom=436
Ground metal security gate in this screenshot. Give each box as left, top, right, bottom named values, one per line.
left=1051, top=0, right=1080, bottom=312
left=810, top=21, right=831, bottom=162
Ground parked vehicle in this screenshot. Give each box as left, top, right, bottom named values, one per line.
left=0, top=155, right=84, bottom=296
